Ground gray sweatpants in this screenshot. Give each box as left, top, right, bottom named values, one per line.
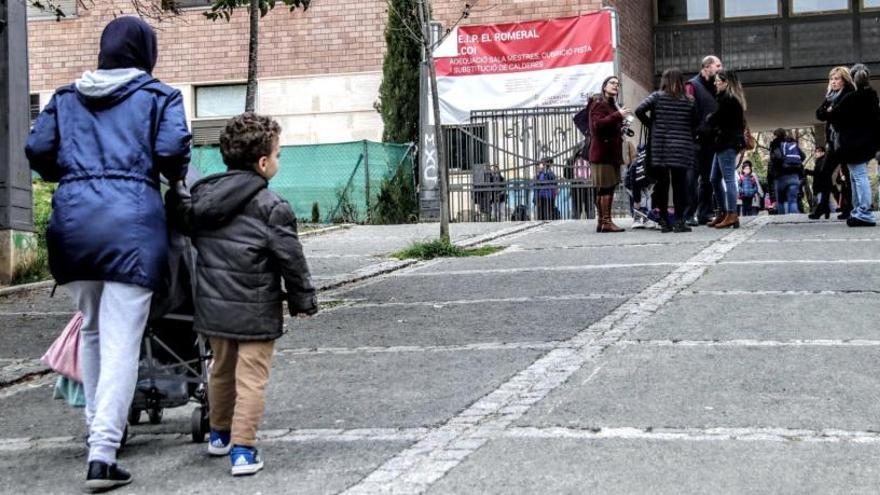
left=66, top=281, right=152, bottom=464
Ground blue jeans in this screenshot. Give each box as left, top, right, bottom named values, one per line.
left=710, top=148, right=738, bottom=213
left=847, top=162, right=876, bottom=223
left=774, top=174, right=801, bottom=214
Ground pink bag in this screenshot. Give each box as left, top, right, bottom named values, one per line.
left=574, top=158, right=591, bottom=180
left=41, top=312, right=83, bottom=382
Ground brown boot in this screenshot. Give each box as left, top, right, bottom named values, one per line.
left=706, top=210, right=725, bottom=227
left=598, top=194, right=624, bottom=233
left=715, top=212, right=740, bottom=229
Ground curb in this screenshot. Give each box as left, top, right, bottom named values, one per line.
left=0, top=280, right=55, bottom=298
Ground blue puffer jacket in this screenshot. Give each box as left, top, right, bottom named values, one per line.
left=25, top=70, right=191, bottom=290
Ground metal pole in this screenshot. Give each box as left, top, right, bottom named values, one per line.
left=363, top=140, right=371, bottom=223
left=417, top=0, right=450, bottom=242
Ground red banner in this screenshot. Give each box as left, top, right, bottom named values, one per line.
left=434, top=12, right=614, bottom=78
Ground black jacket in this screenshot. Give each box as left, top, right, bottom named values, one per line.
left=174, top=170, right=317, bottom=341
left=706, top=93, right=745, bottom=152
left=820, top=87, right=880, bottom=165
left=635, top=91, right=698, bottom=170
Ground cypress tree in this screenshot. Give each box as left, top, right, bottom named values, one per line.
left=377, top=0, right=422, bottom=144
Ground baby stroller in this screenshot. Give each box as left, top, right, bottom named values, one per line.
left=128, top=168, right=212, bottom=443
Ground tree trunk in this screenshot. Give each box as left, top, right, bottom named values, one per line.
left=245, top=0, right=259, bottom=112
left=417, top=0, right=450, bottom=243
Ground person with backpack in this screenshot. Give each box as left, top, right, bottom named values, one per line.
left=737, top=161, right=762, bottom=216
left=820, top=63, right=880, bottom=227
left=25, top=17, right=192, bottom=492
left=635, top=68, right=698, bottom=233
left=589, top=75, right=630, bottom=233
left=768, top=130, right=805, bottom=215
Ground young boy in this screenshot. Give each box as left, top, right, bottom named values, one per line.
left=175, top=112, right=318, bottom=475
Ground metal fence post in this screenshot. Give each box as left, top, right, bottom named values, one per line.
left=363, top=140, right=371, bottom=224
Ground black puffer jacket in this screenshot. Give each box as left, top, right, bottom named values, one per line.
left=635, top=91, right=698, bottom=169
left=174, top=170, right=317, bottom=341
left=821, top=87, right=880, bottom=164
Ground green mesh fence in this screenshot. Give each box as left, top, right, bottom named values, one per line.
left=190, top=140, right=415, bottom=224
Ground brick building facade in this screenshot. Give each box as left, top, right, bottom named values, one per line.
left=27, top=0, right=654, bottom=144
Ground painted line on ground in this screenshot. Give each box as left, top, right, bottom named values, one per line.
left=619, top=339, right=880, bottom=348
left=277, top=341, right=566, bottom=357
left=503, top=426, right=880, bottom=444
left=747, top=238, right=880, bottom=244
left=680, top=290, right=880, bottom=296
left=342, top=217, right=770, bottom=495
left=333, top=293, right=634, bottom=309
left=395, top=262, right=687, bottom=277
left=0, top=427, right=430, bottom=452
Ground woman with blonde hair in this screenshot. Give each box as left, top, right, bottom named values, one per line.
left=819, top=64, right=880, bottom=226
left=816, top=66, right=856, bottom=220
left=706, top=69, right=747, bottom=229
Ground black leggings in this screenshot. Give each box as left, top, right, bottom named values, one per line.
left=651, top=168, right=689, bottom=219
left=598, top=186, right=616, bottom=196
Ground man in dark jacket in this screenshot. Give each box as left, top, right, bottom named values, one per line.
left=25, top=17, right=191, bottom=492
left=174, top=113, right=317, bottom=476
left=685, top=55, right=723, bottom=225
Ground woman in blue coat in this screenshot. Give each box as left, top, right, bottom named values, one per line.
left=25, top=17, right=191, bottom=492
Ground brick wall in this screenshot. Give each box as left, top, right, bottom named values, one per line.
left=27, top=0, right=389, bottom=91
left=29, top=0, right=653, bottom=91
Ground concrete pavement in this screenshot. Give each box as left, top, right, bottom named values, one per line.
left=2, top=216, right=880, bottom=494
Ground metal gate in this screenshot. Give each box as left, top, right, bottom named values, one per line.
left=443, top=105, right=603, bottom=222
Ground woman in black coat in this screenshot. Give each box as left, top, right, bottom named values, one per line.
left=815, top=66, right=855, bottom=220
left=635, top=68, right=698, bottom=233
left=706, top=70, right=747, bottom=229
left=820, top=64, right=880, bottom=227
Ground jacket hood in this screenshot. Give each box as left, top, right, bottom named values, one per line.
left=189, top=171, right=268, bottom=229
left=74, top=69, right=153, bottom=107
left=98, top=16, right=158, bottom=74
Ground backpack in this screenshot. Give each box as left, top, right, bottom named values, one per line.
left=511, top=204, right=529, bottom=221
left=739, top=174, right=757, bottom=199
left=573, top=101, right=592, bottom=154
left=780, top=141, right=803, bottom=171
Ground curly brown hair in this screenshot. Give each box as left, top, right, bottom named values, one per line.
left=219, top=112, right=282, bottom=171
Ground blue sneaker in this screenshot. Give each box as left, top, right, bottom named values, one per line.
left=208, top=430, right=231, bottom=456
left=230, top=446, right=263, bottom=476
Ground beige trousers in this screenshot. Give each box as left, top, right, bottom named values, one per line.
left=208, top=337, right=275, bottom=447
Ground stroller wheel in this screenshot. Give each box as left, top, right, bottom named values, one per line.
left=128, top=408, right=142, bottom=426
left=148, top=408, right=163, bottom=425
left=191, top=406, right=209, bottom=443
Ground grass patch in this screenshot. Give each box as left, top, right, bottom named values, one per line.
left=391, top=240, right=505, bottom=260
left=11, top=181, right=55, bottom=285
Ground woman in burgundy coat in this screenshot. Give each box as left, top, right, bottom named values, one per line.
left=588, top=75, right=631, bottom=232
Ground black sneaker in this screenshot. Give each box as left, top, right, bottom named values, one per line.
left=85, top=461, right=132, bottom=493
left=847, top=217, right=876, bottom=227
left=657, top=218, right=673, bottom=233
left=684, top=218, right=699, bottom=227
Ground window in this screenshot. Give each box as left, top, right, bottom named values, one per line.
left=167, top=0, right=214, bottom=8
left=656, top=0, right=712, bottom=24
left=195, top=84, right=247, bottom=118
left=792, top=0, right=849, bottom=13
left=26, top=0, right=77, bottom=19
left=864, top=0, right=880, bottom=9
left=723, top=0, right=779, bottom=18
left=444, top=125, right=487, bottom=171
left=30, top=95, right=41, bottom=125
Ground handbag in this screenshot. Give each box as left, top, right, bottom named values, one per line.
left=41, top=311, right=83, bottom=382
